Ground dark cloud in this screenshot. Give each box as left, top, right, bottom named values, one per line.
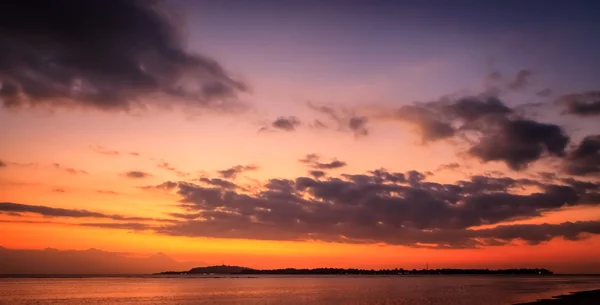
left=144, top=169, right=600, bottom=247
left=394, top=104, right=455, bottom=142
left=560, top=91, right=600, bottom=117
left=218, top=164, right=259, bottom=179
left=0, top=202, right=166, bottom=222
left=564, top=135, right=600, bottom=176
left=393, top=96, right=512, bottom=143
left=445, top=97, right=512, bottom=122
left=124, top=170, right=152, bottom=179
left=52, top=163, right=88, bottom=175
left=271, top=116, right=301, bottom=131
left=437, top=163, right=460, bottom=171
left=315, top=160, right=347, bottom=170
left=0, top=160, right=5, bottom=168
left=309, top=170, right=326, bottom=179
left=0, top=0, right=245, bottom=112
left=473, top=221, right=600, bottom=245
left=299, top=154, right=347, bottom=170
left=52, top=188, right=66, bottom=193
left=507, top=69, right=533, bottom=90
left=390, top=96, right=570, bottom=170
left=468, top=118, right=569, bottom=170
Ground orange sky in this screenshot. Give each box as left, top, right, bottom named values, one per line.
left=1, top=0, right=600, bottom=275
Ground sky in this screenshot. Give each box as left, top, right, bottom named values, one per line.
left=1, top=0, right=600, bottom=274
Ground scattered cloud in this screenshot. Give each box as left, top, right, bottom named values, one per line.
left=52, top=163, right=88, bottom=175
left=0, top=0, right=246, bottom=112
left=123, top=171, right=152, bottom=179
left=52, top=188, right=66, bottom=193
left=271, top=116, right=301, bottom=131
left=218, top=164, right=259, bottom=179
left=89, top=146, right=120, bottom=156
left=437, top=163, right=460, bottom=171
left=299, top=154, right=347, bottom=170
left=307, top=102, right=371, bottom=137
left=90, top=145, right=140, bottom=157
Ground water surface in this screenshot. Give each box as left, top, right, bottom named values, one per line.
left=1, top=275, right=600, bottom=304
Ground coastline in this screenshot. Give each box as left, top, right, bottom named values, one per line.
left=516, top=289, right=600, bottom=304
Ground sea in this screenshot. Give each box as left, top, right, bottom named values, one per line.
left=1, top=275, right=599, bottom=304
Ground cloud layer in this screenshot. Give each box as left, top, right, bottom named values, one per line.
left=36, top=167, right=593, bottom=248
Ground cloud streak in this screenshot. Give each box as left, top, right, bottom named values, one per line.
left=299, top=154, right=347, bottom=170
left=52, top=163, right=88, bottom=175
left=218, top=164, right=259, bottom=179
left=123, top=171, right=152, bottom=179
left=0, top=202, right=168, bottom=222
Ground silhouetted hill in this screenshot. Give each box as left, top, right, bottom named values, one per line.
left=0, top=247, right=202, bottom=274
left=158, top=266, right=553, bottom=276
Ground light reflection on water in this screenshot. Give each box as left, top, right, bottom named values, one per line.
left=1, top=275, right=599, bottom=305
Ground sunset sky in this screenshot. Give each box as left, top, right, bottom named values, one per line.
left=1, top=0, right=600, bottom=274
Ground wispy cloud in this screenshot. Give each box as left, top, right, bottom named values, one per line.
left=123, top=171, right=152, bottom=179
left=52, top=163, right=88, bottom=175
left=218, top=164, right=259, bottom=179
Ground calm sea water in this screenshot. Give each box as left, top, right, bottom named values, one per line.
left=1, top=275, right=599, bottom=305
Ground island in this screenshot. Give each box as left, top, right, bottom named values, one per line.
left=156, top=265, right=553, bottom=276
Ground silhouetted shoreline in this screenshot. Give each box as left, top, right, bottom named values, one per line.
left=515, top=289, right=600, bottom=304
left=157, top=265, right=553, bottom=276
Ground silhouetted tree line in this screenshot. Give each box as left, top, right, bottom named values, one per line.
left=159, top=265, right=553, bottom=275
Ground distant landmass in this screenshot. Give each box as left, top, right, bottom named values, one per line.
left=157, top=265, right=553, bottom=275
